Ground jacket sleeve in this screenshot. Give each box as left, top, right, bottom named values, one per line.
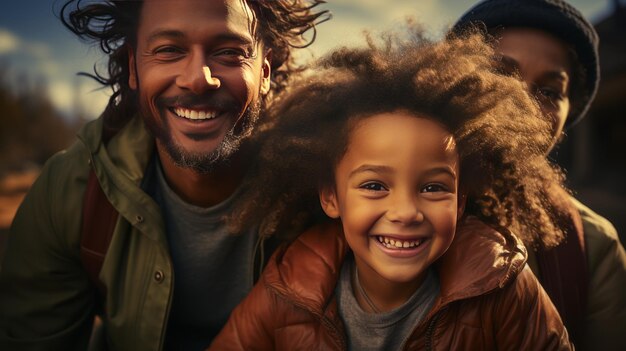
left=579, top=204, right=626, bottom=351
left=493, top=265, right=573, bottom=351
left=0, top=151, right=95, bottom=351
left=208, top=277, right=277, bottom=351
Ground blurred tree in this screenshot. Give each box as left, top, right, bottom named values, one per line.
left=0, top=63, right=82, bottom=175
left=0, top=63, right=82, bottom=237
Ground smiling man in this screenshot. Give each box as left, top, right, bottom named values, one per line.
left=0, top=0, right=328, bottom=350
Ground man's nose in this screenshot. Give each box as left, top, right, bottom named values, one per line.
left=176, top=51, right=221, bottom=94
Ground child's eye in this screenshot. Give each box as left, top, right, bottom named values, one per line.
left=421, top=184, right=448, bottom=193
left=360, top=182, right=388, bottom=192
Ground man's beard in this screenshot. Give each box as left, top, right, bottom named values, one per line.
left=145, top=99, right=262, bottom=174
left=168, top=100, right=261, bottom=173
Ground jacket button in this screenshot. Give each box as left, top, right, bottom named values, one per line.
left=154, top=270, right=164, bottom=283
left=136, top=215, right=144, bottom=223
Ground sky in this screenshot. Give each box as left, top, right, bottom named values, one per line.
left=0, top=0, right=616, bottom=121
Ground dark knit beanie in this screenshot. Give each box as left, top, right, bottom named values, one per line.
left=452, top=0, right=600, bottom=127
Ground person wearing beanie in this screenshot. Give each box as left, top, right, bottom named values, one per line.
left=453, top=1, right=626, bottom=350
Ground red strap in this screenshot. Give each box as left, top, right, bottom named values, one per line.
left=535, top=201, right=587, bottom=347
left=80, top=169, right=118, bottom=299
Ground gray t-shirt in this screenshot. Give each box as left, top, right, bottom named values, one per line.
left=152, top=160, right=258, bottom=350
left=336, top=255, right=439, bottom=351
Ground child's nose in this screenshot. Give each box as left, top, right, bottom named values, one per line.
left=386, top=195, right=424, bottom=224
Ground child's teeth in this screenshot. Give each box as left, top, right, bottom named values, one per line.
left=377, top=236, right=424, bottom=250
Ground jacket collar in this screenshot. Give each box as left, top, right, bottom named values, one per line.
left=263, top=220, right=349, bottom=314
left=77, top=114, right=154, bottom=185
left=262, top=216, right=527, bottom=316
left=77, top=114, right=163, bottom=242
left=435, top=217, right=527, bottom=305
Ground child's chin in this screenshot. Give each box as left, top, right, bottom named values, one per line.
left=378, top=267, right=427, bottom=285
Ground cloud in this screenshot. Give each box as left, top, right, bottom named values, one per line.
left=0, top=28, right=20, bottom=54
left=0, top=28, right=95, bottom=119
left=78, top=80, right=110, bottom=119
left=47, top=80, right=74, bottom=113
left=0, top=28, right=58, bottom=74
left=38, top=60, right=60, bottom=76
left=0, top=28, right=51, bottom=57
left=46, top=77, right=110, bottom=120
left=312, top=0, right=477, bottom=57
left=24, top=41, right=52, bottom=60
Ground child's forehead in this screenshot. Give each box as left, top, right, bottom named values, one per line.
left=348, top=109, right=454, bottom=141
left=345, top=111, right=458, bottom=159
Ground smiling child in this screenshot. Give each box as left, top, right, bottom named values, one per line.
left=208, top=29, right=572, bottom=350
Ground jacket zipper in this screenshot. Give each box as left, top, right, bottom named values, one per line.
left=268, top=285, right=347, bottom=350
left=320, top=316, right=347, bottom=350
left=424, top=307, right=446, bottom=351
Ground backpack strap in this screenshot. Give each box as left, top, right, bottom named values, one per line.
left=535, top=199, right=587, bottom=348
left=80, top=168, right=119, bottom=300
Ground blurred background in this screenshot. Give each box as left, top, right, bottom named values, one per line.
left=1, top=0, right=624, bottom=255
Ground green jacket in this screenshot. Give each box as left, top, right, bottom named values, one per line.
left=0, top=115, right=266, bottom=350
left=527, top=198, right=626, bottom=351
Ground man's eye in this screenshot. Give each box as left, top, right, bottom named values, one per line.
left=153, top=46, right=184, bottom=58
left=421, top=184, right=447, bottom=193
left=214, top=48, right=252, bottom=61
left=211, top=48, right=253, bottom=65
left=360, top=182, right=387, bottom=191
left=217, top=49, right=246, bottom=56
left=536, top=88, right=564, bottom=102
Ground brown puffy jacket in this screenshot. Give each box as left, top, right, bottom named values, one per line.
left=209, top=217, right=572, bottom=351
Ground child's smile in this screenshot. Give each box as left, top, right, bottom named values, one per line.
left=373, top=234, right=430, bottom=258
left=321, top=110, right=464, bottom=310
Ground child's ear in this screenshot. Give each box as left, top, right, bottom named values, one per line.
left=319, top=186, right=340, bottom=219
left=457, top=192, right=467, bottom=220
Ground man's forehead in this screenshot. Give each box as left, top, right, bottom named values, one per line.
left=138, top=0, right=258, bottom=38
left=495, top=29, right=573, bottom=79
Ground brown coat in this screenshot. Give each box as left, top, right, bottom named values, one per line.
left=209, top=217, right=572, bottom=351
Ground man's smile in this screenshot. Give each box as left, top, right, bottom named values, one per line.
left=171, top=107, right=219, bottom=120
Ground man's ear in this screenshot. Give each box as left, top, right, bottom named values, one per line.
left=128, top=45, right=138, bottom=90
left=319, top=185, right=340, bottom=219
left=260, top=49, right=272, bottom=95
left=457, top=192, right=467, bottom=220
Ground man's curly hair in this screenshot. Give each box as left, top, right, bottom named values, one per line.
left=59, top=0, right=329, bottom=134
left=231, top=27, right=572, bottom=249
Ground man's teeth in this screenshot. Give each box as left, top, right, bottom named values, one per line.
left=376, top=236, right=424, bottom=249
left=173, top=107, right=217, bottom=120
